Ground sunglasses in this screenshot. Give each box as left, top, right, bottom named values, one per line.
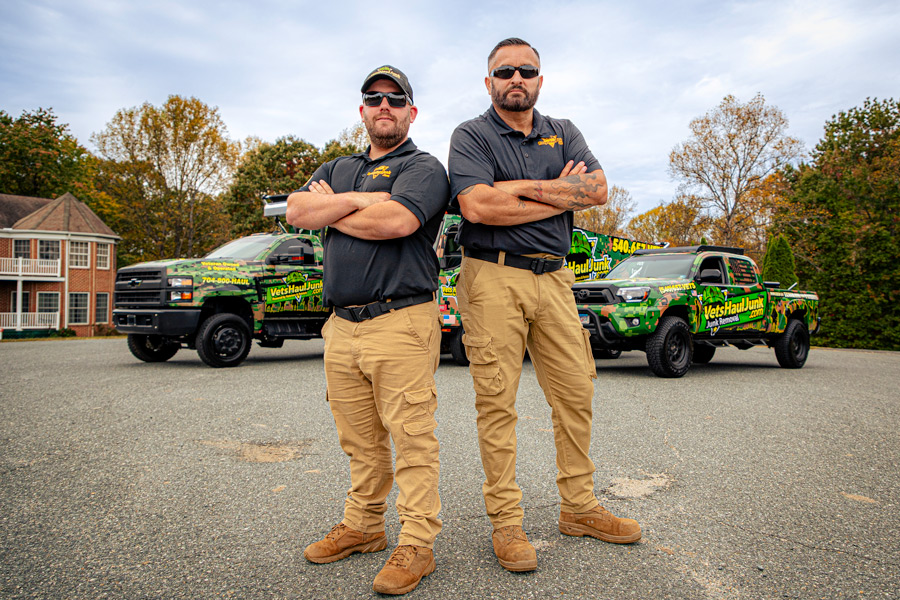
left=362, top=92, right=410, bottom=108
left=490, top=65, right=540, bottom=80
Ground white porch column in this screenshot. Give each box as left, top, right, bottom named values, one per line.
left=15, top=279, right=23, bottom=331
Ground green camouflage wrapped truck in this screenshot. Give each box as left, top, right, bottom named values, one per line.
left=572, top=245, right=821, bottom=378
left=113, top=197, right=328, bottom=367
left=435, top=214, right=662, bottom=365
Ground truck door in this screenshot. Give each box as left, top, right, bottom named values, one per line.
left=260, top=238, right=324, bottom=317
left=723, top=256, right=768, bottom=332
left=696, top=254, right=767, bottom=334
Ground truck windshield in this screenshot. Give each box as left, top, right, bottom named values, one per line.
left=205, top=236, right=279, bottom=260
left=607, top=255, right=696, bottom=280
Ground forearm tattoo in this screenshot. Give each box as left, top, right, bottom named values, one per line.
left=536, top=174, right=603, bottom=210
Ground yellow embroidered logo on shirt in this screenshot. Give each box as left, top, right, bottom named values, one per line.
left=367, top=165, right=392, bottom=179
left=538, top=135, right=563, bottom=148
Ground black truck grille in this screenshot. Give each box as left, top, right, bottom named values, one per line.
left=572, top=286, right=617, bottom=304
left=115, top=268, right=166, bottom=307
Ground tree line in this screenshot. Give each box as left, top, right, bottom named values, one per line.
left=0, top=96, right=367, bottom=267
left=1, top=95, right=897, bottom=350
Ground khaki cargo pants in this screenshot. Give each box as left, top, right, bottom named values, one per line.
left=321, top=300, right=442, bottom=548
left=456, top=253, right=599, bottom=527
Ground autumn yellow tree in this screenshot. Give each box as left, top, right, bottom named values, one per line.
left=574, top=185, right=636, bottom=235
left=669, top=94, right=803, bottom=247
left=625, top=196, right=712, bottom=246
left=92, top=96, right=239, bottom=263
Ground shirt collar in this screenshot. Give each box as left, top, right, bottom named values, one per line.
left=362, top=137, right=417, bottom=161
left=484, top=106, right=551, bottom=140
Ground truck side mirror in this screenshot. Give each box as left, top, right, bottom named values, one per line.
left=696, top=268, right=723, bottom=284
left=267, top=248, right=316, bottom=266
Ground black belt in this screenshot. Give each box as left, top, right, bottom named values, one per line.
left=333, top=292, right=434, bottom=323
left=465, top=249, right=565, bottom=274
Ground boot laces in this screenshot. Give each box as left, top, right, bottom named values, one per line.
left=385, top=545, right=417, bottom=568
left=498, top=526, right=527, bottom=543
left=324, top=523, right=348, bottom=541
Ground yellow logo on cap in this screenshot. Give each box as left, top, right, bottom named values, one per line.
left=538, top=135, right=563, bottom=148
left=367, top=165, right=392, bottom=179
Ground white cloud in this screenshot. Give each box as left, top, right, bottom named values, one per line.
left=2, top=0, right=898, bottom=214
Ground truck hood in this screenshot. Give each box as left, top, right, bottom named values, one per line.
left=574, top=277, right=690, bottom=290
left=120, top=257, right=262, bottom=275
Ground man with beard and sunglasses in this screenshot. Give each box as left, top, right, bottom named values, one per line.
left=447, top=38, right=641, bottom=573
left=286, top=65, right=449, bottom=595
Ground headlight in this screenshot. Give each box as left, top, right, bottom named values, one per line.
left=168, top=277, right=193, bottom=287
left=169, top=290, right=193, bottom=301
left=617, top=287, right=650, bottom=303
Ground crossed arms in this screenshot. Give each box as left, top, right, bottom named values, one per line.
left=286, top=182, right=420, bottom=240
left=456, top=160, right=608, bottom=226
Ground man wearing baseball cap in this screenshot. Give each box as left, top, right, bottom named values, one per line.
left=287, top=65, right=449, bottom=595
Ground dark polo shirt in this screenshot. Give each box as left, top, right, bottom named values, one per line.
left=448, top=106, right=602, bottom=256
left=297, top=138, right=450, bottom=307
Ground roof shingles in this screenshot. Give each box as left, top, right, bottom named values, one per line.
left=4, top=192, right=117, bottom=237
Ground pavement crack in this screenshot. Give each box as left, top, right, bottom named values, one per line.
left=709, top=518, right=897, bottom=566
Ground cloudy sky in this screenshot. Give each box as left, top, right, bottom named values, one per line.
left=2, top=0, right=898, bottom=213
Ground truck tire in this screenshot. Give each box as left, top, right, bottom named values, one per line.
left=646, top=316, right=692, bottom=378
left=449, top=326, right=469, bottom=366
left=774, top=319, right=809, bottom=369
left=127, top=334, right=179, bottom=363
left=196, top=313, right=251, bottom=368
left=593, top=348, right=622, bottom=360
left=692, top=344, right=716, bottom=364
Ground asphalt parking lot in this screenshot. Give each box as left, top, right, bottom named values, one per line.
left=1, top=338, right=898, bottom=599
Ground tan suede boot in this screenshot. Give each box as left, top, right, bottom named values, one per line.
left=372, top=545, right=435, bottom=595
left=491, top=525, right=537, bottom=572
left=559, top=505, right=641, bottom=543
left=303, top=523, right=387, bottom=564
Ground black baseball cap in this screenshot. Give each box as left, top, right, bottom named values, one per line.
left=361, top=65, right=414, bottom=104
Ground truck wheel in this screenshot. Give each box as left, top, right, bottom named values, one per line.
left=774, top=319, right=809, bottom=369
left=593, top=348, right=622, bottom=360
left=692, top=344, right=716, bottom=364
left=197, top=313, right=251, bottom=368
left=646, top=316, right=692, bottom=378
left=449, top=326, right=469, bottom=366
left=127, top=334, right=179, bottom=362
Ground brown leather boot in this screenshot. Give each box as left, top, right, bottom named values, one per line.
left=372, top=545, right=435, bottom=595
left=559, top=505, right=641, bottom=543
left=491, top=525, right=537, bottom=572
left=303, top=523, right=387, bottom=564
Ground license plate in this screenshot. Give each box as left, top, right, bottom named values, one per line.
left=579, top=314, right=590, bottom=325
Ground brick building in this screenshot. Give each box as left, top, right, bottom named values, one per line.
left=0, top=192, right=119, bottom=338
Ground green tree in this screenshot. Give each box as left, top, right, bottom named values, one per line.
left=224, top=128, right=363, bottom=238
left=761, top=234, right=798, bottom=288
left=670, top=94, right=803, bottom=246
left=92, top=96, right=239, bottom=264
left=774, top=98, right=900, bottom=350
left=321, top=122, right=368, bottom=163
left=0, top=108, right=96, bottom=198
left=224, top=136, right=324, bottom=237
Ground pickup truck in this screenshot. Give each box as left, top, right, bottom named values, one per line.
left=435, top=214, right=662, bottom=364
left=113, top=224, right=328, bottom=368
left=572, top=245, right=820, bottom=377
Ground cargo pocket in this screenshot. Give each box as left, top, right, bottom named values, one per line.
left=399, top=385, right=439, bottom=466
left=581, top=328, right=598, bottom=379
left=464, top=335, right=503, bottom=395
